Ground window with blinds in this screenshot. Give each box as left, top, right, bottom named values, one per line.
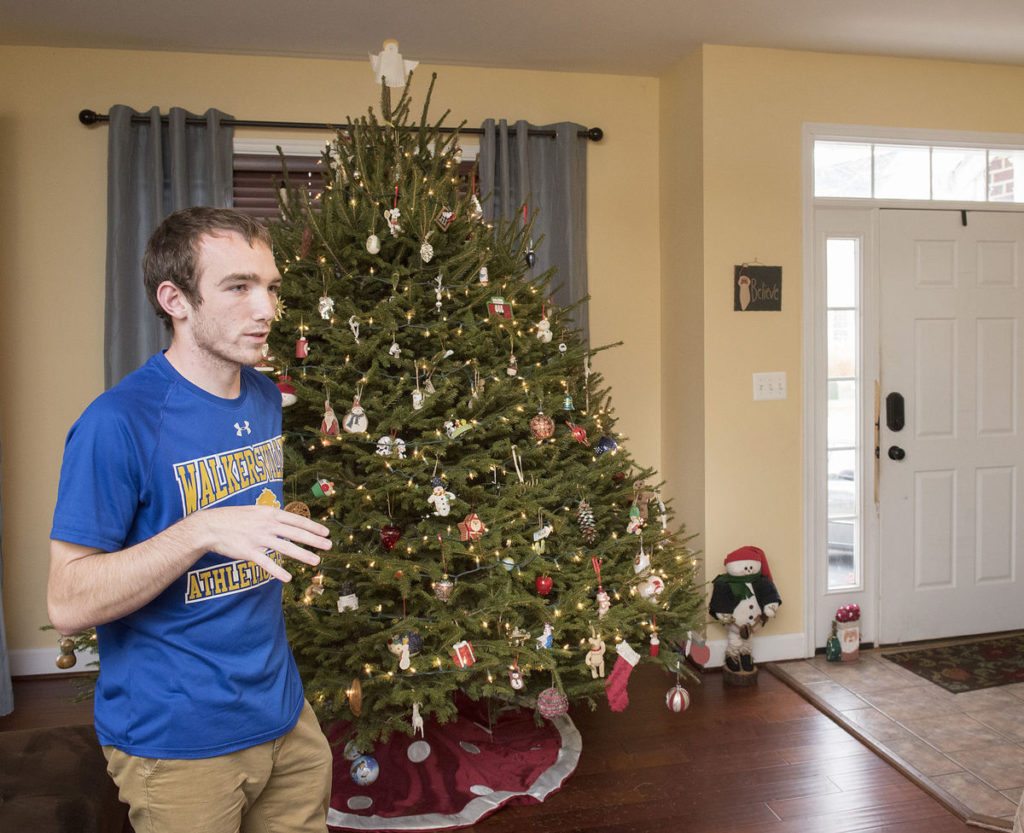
left=234, top=149, right=478, bottom=222
left=233, top=153, right=325, bottom=221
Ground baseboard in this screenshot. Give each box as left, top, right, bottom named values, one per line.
left=10, top=647, right=97, bottom=677
left=705, top=632, right=809, bottom=669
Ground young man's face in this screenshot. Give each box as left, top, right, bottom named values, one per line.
left=185, top=231, right=281, bottom=369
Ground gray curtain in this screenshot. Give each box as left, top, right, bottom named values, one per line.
left=479, top=119, right=589, bottom=342
left=105, top=106, right=234, bottom=387
left=0, top=438, right=11, bottom=715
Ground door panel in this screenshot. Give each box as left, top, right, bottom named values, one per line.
left=879, top=209, right=1024, bottom=643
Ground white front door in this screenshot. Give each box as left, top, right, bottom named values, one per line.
left=879, top=209, right=1024, bottom=643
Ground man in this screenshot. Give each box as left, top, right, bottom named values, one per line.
left=48, top=207, right=334, bottom=832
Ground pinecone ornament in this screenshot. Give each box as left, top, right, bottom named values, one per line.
left=577, top=500, right=597, bottom=545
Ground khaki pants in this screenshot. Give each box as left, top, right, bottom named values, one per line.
left=103, top=700, right=333, bottom=833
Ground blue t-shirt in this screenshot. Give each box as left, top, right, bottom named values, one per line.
left=51, top=352, right=305, bottom=759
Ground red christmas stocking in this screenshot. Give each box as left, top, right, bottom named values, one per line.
left=605, top=641, right=641, bottom=712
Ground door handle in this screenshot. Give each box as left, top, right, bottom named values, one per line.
left=888, top=445, right=906, bottom=461
left=886, top=392, right=905, bottom=431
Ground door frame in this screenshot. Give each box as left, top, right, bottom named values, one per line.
left=802, top=124, right=1024, bottom=655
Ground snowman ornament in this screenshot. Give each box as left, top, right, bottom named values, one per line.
left=426, top=477, right=456, bottom=517
left=343, top=397, right=369, bottom=434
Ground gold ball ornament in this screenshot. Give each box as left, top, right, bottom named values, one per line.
left=347, top=678, right=363, bottom=716
left=284, top=501, right=311, bottom=518
left=529, top=412, right=555, bottom=440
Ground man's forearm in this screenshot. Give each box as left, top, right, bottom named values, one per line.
left=48, top=515, right=206, bottom=634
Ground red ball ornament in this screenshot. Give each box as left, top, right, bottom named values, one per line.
left=665, top=685, right=690, bottom=713
left=530, top=412, right=555, bottom=440
left=380, top=524, right=402, bottom=551
left=535, top=575, right=553, bottom=596
left=537, top=687, right=569, bottom=719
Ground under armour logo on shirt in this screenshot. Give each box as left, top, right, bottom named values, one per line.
left=234, top=421, right=251, bottom=436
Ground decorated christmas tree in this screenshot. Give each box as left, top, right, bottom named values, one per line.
left=265, top=76, right=704, bottom=749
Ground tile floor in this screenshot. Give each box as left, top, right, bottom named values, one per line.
left=773, top=647, right=1024, bottom=829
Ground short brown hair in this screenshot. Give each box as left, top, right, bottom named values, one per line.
left=143, top=207, right=273, bottom=329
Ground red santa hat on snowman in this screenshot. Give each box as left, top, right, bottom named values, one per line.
left=724, top=545, right=773, bottom=581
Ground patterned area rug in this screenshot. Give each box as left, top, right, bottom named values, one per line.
left=883, top=633, right=1024, bottom=693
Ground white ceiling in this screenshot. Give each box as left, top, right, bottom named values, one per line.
left=3, top=0, right=1024, bottom=76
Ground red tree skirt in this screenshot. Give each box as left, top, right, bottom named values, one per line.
left=326, top=702, right=581, bottom=831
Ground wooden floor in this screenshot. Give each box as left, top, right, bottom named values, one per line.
left=0, top=665, right=978, bottom=832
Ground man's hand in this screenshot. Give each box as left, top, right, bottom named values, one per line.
left=186, top=505, right=331, bottom=583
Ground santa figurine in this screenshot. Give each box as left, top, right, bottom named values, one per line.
left=708, top=545, right=781, bottom=683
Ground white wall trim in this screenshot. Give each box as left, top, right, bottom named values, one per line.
left=11, top=647, right=97, bottom=677
left=234, top=136, right=480, bottom=160
left=704, top=631, right=810, bottom=669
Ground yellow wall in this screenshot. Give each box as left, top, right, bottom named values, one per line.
left=0, top=46, right=662, bottom=656
left=659, top=50, right=705, bottom=561
left=698, top=45, right=1024, bottom=639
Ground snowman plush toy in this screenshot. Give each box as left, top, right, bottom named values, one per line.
left=708, top=545, right=781, bottom=674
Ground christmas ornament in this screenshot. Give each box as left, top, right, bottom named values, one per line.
left=531, top=521, right=554, bottom=553
left=348, top=315, right=361, bottom=344
left=487, top=296, right=513, bottom=319
left=537, top=687, right=569, bottom=719
left=380, top=524, right=402, bottom=551
left=427, top=477, right=456, bottom=516
left=558, top=342, right=568, bottom=353
left=343, top=396, right=369, bottom=433
left=565, top=421, right=590, bottom=446
left=470, top=194, right=484, bottom=220
left=535, top=623, right=554, bottom=649
left=508, top=661, right=524, bottom=690
left=321, top=399, right=340, bottom=435
left=411, top=702, right=425, bottom=737
left=457, top=512, right=487, bottom=541
left=318, top=295, right=334, bottom=320
left=563, top=394, right=574, bottom=411
left=500, top=556, right=516, bottom=571
left=295, top=336, right=309, bottom=359
left=393, top=438, right=407, bottom=458
left=420, top=241, right=434, bottom=263
left=508, top=626, right=530, bottom=646
left=649, top=632, right=660, bottom=656
left=535, top=574, right=553, bottom=596
left=369, top=38, right=418, bottom=87
left=525, top=239, right=536, bottom=268
left=55, top=636, right=76, bottom=670
left=478, top=266, right=489, bottom=285
left=627, top=504, right=644, bottom=535
left=506, top=354, right=518, bottom=377
left=412, top=388, right=424, bottom=410
left=350, top=755, right=380, bottom=786
left=536, top=317, right=553, bottom=343
left=277, top=376, right=297, bottom=407
left=605, top=641, right=640, bottom=712
left=366, top=233, right=381, bottom=254
left=666, top=685, right=691, bottom=713
left=347, top=678, right=363, bottom=716
left=638, top=574, right=665, bottom=600
left=450, top=640, right=476, bottom=668
left=376, top=436, right=393, bottom=456
left=435, top=206, right=456, bottom=231
left=311, top=478, right=335, bottom=498
left=596, top=588, right=610, bottom=618
left=595, top=436, right=618, bottom=455
left=343, top=740, right=362, bottom=761
left=684, top=631, right=711, bottom=666
left=433, top=575, right=454, bottom=602
left=284, top=501, right=311, bottom=517
left=337, top=581, right=359, bottom=612
left=388, top=340, right=401, bottom=358
left=255, top=343, right=276, bottom=372
left=444, top=418, right=472, bottom=439
left=577, top=500, right=597, bottom=545
left=384, top=206, right=402, bottom=236
left=302, top=573, right=326, bottom=604
left=585, top=634, right=606, bottom=678
left=529, top=412, right=555, bottom=440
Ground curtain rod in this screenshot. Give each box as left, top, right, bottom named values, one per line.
left=78, top=109, right=604, bottom=141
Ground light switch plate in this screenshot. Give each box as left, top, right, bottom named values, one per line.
left=753, top=372, right=787, bottom=401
